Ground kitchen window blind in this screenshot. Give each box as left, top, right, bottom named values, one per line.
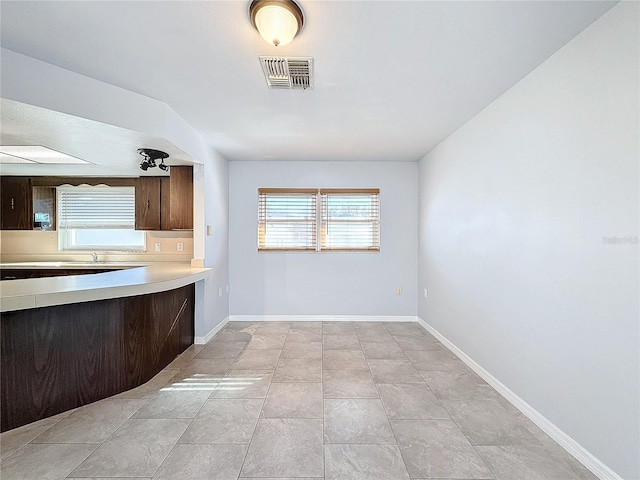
left=57, top=186, right=145, bottom=251
left=58, top=186, right=136, bottom=229
left=320, top=189, right=380, bottom=251
left=258, top=188, right=317, bottom=250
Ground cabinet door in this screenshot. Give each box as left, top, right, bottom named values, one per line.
left=1, top=177, right=33, bottom=230
left=169, top=166, right=193, bottom=230
left=135, top=177, right=161, bottom=230
left=160, top=176, right=171, bottom=231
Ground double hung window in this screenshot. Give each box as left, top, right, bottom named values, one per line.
left=257, top=188, right=380, bottom=252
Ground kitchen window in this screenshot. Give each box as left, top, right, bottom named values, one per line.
left=257, top=188, right=380, bottom=252
left=57, top=186, right=146, bottom=251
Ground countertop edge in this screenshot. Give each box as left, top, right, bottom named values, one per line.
left=0, top=263, right=213, bottom=313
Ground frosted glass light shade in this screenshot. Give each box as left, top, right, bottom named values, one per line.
left=250, top=0, right=304, bottom=47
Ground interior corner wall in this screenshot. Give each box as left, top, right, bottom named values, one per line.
left=200, top=148, right=230, bottom=335
left=229, top=161, right=418, bottom=316
left=417, top=3, right=639, bottom=478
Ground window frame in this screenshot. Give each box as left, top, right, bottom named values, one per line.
left=57, top=185, right=146, bottom=252
left=257, top=188, right=380, bottom=253
left=257, top=188, right=318, bottom=251
left=320, top=188, right=380, bottom=252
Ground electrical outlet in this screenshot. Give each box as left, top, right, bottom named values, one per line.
left=154, top=243, right=161, bottom=252
left=207, top=225, right=212, bottom=236
left=226, top=284, right=229, bottom=293
left=396, top=287, right=402, bottom=296
left=218, top=287, right=223, bottom=298
left=424, top=288, right=428, bottom=299
left=177, top=242, right=184, bottom=251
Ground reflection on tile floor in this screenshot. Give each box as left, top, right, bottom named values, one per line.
left=1, top=321, right=597, bottom=480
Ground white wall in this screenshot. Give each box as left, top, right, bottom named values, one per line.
left=198, top=149, right=230, bottom=338
left=418, top=3, right=639, bottom=478
left=229, top=161, right=418, bottom=316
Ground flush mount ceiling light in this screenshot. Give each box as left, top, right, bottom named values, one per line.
left=250, top=0, right=304, bottom=47
left=0, top=153, right=36, bottom=164
left=137, top=148, right=169, bottom=172
left=0, top=145, right=89, bottom=164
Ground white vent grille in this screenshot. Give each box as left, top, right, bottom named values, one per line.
left=259, top=56, right=313, bottom=90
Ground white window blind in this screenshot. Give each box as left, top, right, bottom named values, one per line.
left=257, top=188, right=380, bottom=252
left=58, top=186, right=136, bottom=229
left=320, top=189, right=380, bottom=251
left=258, top=189, right=317, bottom=250
left=57, top=186, right=145, bottom=251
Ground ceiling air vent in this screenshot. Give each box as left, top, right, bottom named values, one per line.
left=259, top=56, right=313, bottom=90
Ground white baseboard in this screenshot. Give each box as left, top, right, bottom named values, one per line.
left=194, top=316, right=229, bottom=345
left=416, top=317, right=622, bottom=480
left=228, top=314, right=418, bottom=323
left=197, top=315, right=416, bottom=342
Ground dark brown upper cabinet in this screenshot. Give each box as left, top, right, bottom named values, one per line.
left=134, top=166, right=192, bottom=231
left=1, top=177, right=33, bottom=230
left=169, top=166, right=193, bottom=230
left=135, top=177, right=161, bottom=230
left=160, top=176, right=171, bottom=230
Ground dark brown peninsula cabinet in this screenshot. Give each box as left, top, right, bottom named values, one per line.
left=135, top=166, right=192, bottom=230
left=0, top=177, right=33, bottom=230
left=1, top=284, right=195, bottom=431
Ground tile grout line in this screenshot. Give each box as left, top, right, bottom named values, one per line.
left=8, top=321, right=543, bottom=480
left=235, top=324, right=287, bottom=479
left=322, top=321, right=361, bottom=479
left=60, top=388, right=161, bottom=478
left=373, top=322, right=414, bottom=479
left=385, top=324, right=499, bottom=480
left=321, top=331, right=325, bottom=480
left=4, top=390, right=156, bottom=466
left=147, top=327, right=251, bottom=479
left=145, top=348, right=232, bottom=480
left=1, top=414, right=71, bottom=464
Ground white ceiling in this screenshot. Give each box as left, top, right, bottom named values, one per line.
left=0, top=0, right=616, bottom=170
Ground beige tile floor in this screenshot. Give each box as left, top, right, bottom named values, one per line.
left=1, top=321, right=597, bottom=480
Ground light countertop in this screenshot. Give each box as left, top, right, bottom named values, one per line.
left=0, top=262, right=212, bottom=313
left=0, top=261, right=146, bottom=269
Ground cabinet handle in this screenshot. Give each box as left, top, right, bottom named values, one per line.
left=147, top=200, right=150, bottom=209
left=11, top=197, right=14, bottom=210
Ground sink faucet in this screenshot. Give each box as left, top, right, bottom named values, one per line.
left=91, top=252, right=98, bottom=263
